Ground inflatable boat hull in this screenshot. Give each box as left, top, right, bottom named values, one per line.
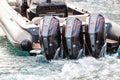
left=0, top=0, right=120, bottom=59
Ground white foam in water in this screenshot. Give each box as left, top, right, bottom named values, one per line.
left=1, top=0, right=120, bottom=80
left=1, top=54, right=120, bottom=80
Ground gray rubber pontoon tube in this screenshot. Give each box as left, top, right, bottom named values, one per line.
left=105, top=19, right=120, bottom=41
left=0, top=0, right=35, bottom=51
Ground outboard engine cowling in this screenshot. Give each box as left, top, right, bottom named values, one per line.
left=62, top=17, right=83, bottom=59
left=40, top=16, right=61, bottom=60
left=86, top=14, right=106, bottom=58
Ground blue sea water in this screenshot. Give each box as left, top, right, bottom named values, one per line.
left=1, top=0, right=120, bottom=80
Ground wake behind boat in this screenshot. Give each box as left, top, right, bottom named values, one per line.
left=0, top=0, right=119, bottom=60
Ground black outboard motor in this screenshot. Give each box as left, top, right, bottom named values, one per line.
left=86, top=14, right=106, bottom=58
left=40, top=16, right=61, bottom=60
left=62, top=17, right=83, bottom=59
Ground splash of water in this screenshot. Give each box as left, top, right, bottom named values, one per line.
left=0, top=0, right=120, bottom=80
